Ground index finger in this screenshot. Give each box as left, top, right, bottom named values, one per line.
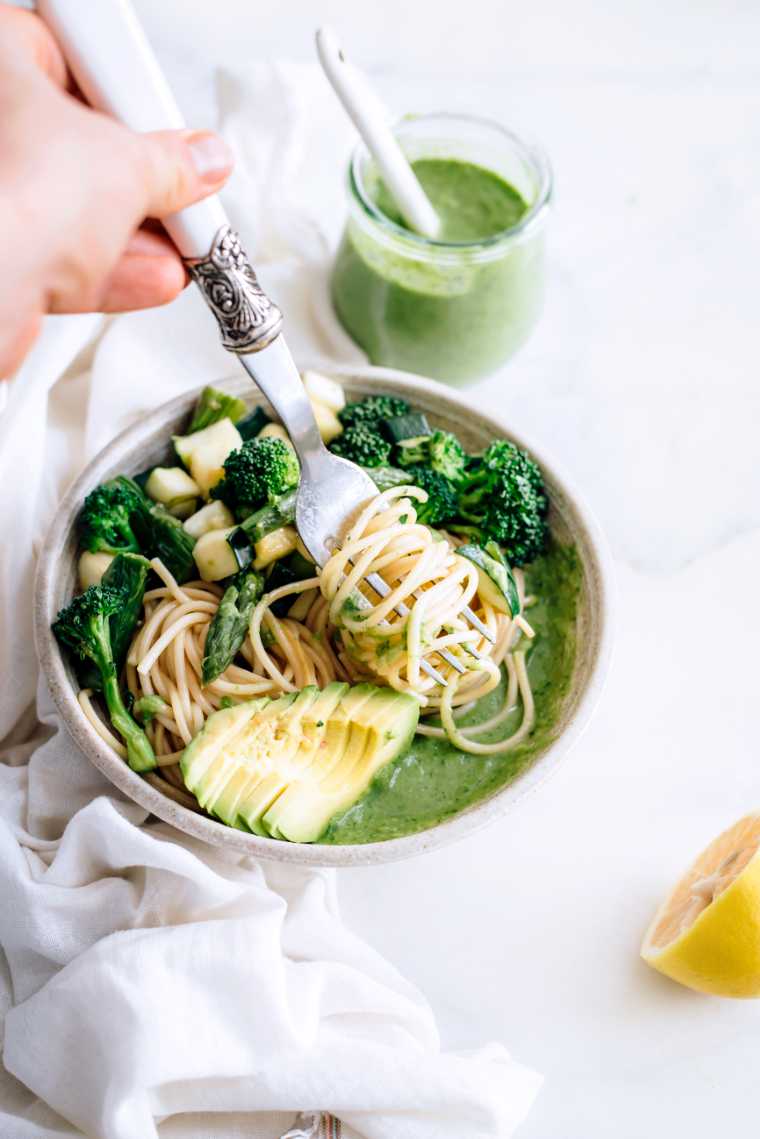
left=0, top=5, right=69, bottom=88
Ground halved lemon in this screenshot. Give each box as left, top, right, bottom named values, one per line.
left=641, top=813, right=760, bottom=997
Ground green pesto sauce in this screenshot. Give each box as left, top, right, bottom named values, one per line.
left=320, top=540, right=581, bottom=845
left=375, top=159, right=528, bottom=243
left=330, top=157, right=545, bottom=384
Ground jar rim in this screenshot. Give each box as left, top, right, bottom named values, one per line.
left=348, top=111, right=553, bottom=255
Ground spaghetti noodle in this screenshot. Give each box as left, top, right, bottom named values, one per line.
left=78, top=489, right=538, bottom=808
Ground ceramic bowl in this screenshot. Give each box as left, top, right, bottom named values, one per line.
left=34, top=364, right=614, bottom=866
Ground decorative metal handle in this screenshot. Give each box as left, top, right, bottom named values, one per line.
left=280, top=1112, right=342, bottom=1138
left=186, top=225, right=283, bottom=354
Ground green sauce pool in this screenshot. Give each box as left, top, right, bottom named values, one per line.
left=376, top=159, right=528, bottom=243
left=320, top=541, right=580, bottom=844
left=331, top=150, right=549, bottom=384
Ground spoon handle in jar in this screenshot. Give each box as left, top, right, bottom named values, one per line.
left=316, top=26, right=441, bottom=240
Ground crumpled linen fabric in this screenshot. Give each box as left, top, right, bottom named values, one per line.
left=0, top=64, right=542, bottom=1138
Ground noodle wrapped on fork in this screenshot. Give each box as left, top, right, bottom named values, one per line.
left=320, top=486, right=505, bottom=706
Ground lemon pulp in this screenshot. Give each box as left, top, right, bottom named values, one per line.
left=641, top=813, right=760, bottom=998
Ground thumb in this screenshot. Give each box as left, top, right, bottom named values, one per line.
left=132, top=129, right=234, bottom=220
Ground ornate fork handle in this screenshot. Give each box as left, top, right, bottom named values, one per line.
left=280, top=1111, right=342, bottom=1138
left=186, top=224, right=283, bottom=354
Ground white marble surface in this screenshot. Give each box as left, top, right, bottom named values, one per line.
left=131, top=3, right=760, bottom=1134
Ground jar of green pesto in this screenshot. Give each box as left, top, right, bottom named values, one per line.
left=331, top=113, right=552, bottom=385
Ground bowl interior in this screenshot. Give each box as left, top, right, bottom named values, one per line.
left=35, top=366, right=613, bottom=867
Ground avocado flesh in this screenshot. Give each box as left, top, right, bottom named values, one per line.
left=181, top=699, right=266, bottom=810
left=203, top=689, right=317, bottom=829
left=264, top=721, right=370, bottom=841
left=262, top=685, right=380, bottom=836
left=180, top=683, right=420, bottom=843
left=265, top=687, right=419, bottom=843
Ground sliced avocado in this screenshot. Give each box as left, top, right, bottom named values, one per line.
left=259, top=683, right=353, bottom=839
left=181, top=700, right=264, bottom=794
left=318, top=687, right=412, bottom=794
left=286, top=682, right=351, bottom=775
left=210, top=763, right=262, bottom=830
left=180, top=682, right=419, bottom=843
left=457, top=542, right=520, bottom=617
left=266, top=686, right=418, bottom=843
left=191, top=688, right=315, bottom=834
left=264, top=694, right=375, bottom=840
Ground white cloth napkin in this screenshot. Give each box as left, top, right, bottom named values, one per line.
left=0, top=63, right=542, bottom=1139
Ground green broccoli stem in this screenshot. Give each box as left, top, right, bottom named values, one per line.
left=238, top=489, right=298, bottom=543
left=457, top=484, right=489, bottom=520
left=448, top=524, right=483, bottom=541
left=101, top=671, right=157, bottom=773
left=99, top=520, right=141, bottom=556
left=91, top=616, right=156, bottom=773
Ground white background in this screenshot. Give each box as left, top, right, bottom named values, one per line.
left=137, top=2, right=760, bottom=1135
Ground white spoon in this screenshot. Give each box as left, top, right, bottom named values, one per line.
left=316, top=26, right=441, bottom=240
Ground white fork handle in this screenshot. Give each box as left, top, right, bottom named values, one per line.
left=36, top=0, right=283, bottom=352
left=36, top=0, right=225, bottom=259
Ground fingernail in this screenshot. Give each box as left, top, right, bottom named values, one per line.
left=187, top=131, right=233, bottom=182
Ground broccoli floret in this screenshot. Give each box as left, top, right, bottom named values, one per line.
left=331, top=424, right=391, bottom=467
left=187, top=386, right=246, bottom=433
left=396, top=429, right=467, bottom=482
left=455, top=440, right=548, bottom=565
left=78, top=477, right=143, bottom=555
left=212, top=437, right=300, bottom=518
left=52, top=586, right=156, bottom=773
left=429, top=431, right=468, bottom=482
left=403, top=465, right=459, bottom=527
left=338, top=394, right=411, bottom=433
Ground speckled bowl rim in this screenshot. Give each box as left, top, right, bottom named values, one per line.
left=34, top=363, right=615, bottom=867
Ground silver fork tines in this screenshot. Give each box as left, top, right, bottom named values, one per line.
left=364, top=571, right=492, bottom=671
left=349, top=573, right=448, bottom=687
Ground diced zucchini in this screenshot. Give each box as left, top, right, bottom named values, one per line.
left=311, top=400, right=342, bottom=443
left=237, top=406, right=271, bottom=441
left=265, top=551, right=316, bottom=615
left=173, top=419, right=242, bottom=498
left=227, top=528, right=254, bottom=572
left=257, top=422, right=290, bottom=443
left=193, top=527, right=240, bottom=582
left=183, top=500, right=236, bottom=539
left=253, top=526, right=298, bottom=570
left=302, top=370, right=345, bottom=413
left=385, top=411, right=431, bottom=444
left=145, top=467, right=201, bottom=518
left=168, top=498, right=198, bottom=520
left=457, top=543, right=521, bottom=617
left=396, top=435, right=430, bottom=465
left=78, top=550, right=114, bottom=590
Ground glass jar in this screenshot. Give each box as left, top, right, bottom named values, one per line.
left=330, top=113, right=552, bottom=385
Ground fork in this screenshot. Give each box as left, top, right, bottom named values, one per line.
left=242, top=341, right=493, bottom=686
left=38, top=0, right=495, bottom=688
left=281, top=1112, right=340, bottom=1139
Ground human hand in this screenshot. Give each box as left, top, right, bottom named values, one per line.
left=0, top=5, right=234, bottom=377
